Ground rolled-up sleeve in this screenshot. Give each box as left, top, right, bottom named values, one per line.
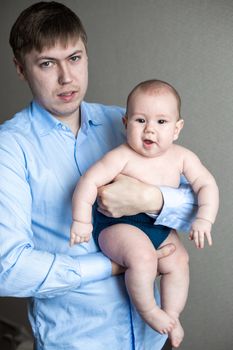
left=155, top=183, right=198, bottom=233
left=78, top=252, right=112, bottom=285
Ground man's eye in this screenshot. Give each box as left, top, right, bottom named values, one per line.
left=70, top=55, right=81, bottom=62
left=136, top=118, right=145, bottom=123
left=158, top=119, right=166, bottom=124
left=40, top=61, right=53, bottom=68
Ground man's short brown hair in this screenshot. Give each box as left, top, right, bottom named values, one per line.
left=9, top=1, right=88, bottom=63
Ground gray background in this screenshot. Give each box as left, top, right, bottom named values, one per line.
left=1, top=1, right=233, bottom=349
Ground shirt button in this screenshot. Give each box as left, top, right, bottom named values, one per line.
left=61, top=125, right=67, bottom=131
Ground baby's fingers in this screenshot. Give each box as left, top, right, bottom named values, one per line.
left=70, top=232, right=76, bottom=246
left=70, top=233, right=86, bottom=246
left=197, top=231, right=205, bottom=249
left=205, top=231, right=213, bottom=246
left=190, top=230, right=204, bottom=249
left=79, top=235, right=90, bottom=243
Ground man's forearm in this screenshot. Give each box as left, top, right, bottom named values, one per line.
left=97, top=174, right=197, bottom=233
left=142, top=184, right=164, bottom=214
left=97, top=174, right=164, bottom=217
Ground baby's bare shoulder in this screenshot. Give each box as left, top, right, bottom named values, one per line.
left=105, top=143, right=134, bottom=163
left=117, top=143, right=139, bottom=157
left=172, top=144, right=198, bottom=159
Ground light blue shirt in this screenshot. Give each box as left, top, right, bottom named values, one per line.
left=0, top=101, right=197, bottom=350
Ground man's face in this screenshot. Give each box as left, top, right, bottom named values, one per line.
left=125, top=90, right=183, bottom=158
left=16, top=38, right=88, bottom=123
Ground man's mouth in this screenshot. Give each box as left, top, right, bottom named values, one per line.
left=58, top=91, right=77, bottom=101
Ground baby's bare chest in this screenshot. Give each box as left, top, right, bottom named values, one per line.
left=122, top=154, right=182, bottom=187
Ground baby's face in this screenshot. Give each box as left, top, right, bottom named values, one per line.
left=125, top=90, right=183, bottom=157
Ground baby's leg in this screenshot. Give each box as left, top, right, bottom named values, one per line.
left=98, top=223, right=176, bottom=334
left=158, top=230, right=189, bottom=348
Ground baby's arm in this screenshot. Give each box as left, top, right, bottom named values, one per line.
left=182, top=148, right=219, bottom=248
left=70, top=145, right=129, bottom=245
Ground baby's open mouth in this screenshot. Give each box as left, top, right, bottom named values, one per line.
left=143, top=139, right=154, bottom=145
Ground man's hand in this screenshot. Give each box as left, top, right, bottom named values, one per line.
left=97, top=174, right=163, bottom=218
left=111, top=243, right=176, bottom=276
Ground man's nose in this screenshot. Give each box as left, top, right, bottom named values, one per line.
left=58, top=63, right=73, bottom=85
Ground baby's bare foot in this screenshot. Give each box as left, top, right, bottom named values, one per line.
left=169, top=318, right=184, bottom=348
left=140, top=306, right=176, bottom=334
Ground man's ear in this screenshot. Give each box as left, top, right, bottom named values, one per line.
left=122, top=115, right=128, bottom=129
left=173, top=118, right=184, bottom=141
left=13, top=57, right=27, bottom=81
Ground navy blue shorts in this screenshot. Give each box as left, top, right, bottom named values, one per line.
left=93, top=211, right=171, bottom=249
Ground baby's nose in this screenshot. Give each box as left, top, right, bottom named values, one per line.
left=144, top=123, right=155, bottom=133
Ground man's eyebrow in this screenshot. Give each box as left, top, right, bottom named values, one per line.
left=36, top=50, right=84, bottom=61
left=67, top=50, right=84, bottom=58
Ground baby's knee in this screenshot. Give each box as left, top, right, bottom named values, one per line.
left=174, top=248, right=189, bottom=269
left=165, top=231, right=189, bottom=267
left=132, top=248, right=158, bottom=272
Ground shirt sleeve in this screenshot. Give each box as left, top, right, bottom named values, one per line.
left=0, top=132, right=111, bottom=299
left=151, top=179, right=198, bottom=233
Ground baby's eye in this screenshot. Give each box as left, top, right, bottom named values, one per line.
left=136, top=118, right=146, bottom=123
left=158, top=119, right=167, bottom=124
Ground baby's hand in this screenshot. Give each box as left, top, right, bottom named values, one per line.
left=189, top=218, right=212, bottom=249
left=70, top=220, right=93, bottom=246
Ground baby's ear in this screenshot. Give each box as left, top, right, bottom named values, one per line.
left=173, top=118, right=184, bottom=141
left=122, top=116, right=128, bottom=129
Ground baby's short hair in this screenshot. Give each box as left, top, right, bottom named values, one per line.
left=126, top=79, right=181, bottom=118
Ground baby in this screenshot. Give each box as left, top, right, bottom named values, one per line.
left=70, top=80, right=219, bottom=348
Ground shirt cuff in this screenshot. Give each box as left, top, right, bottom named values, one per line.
left=160, top=184, right=197, bottom=207
left=147, top=186, right=186, bottom=222
left=155, top=185, right=197, bottom=233
left=78, top=252, right=112, bottom=285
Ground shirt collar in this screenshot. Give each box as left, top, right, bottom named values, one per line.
left=30, top=101, right=61, bottom=136
left=30, top=100, right=103, bottom=137
left=80, top=101, right=103, bottom=127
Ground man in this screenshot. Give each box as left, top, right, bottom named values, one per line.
left=0, top=2, right=196, bottom=349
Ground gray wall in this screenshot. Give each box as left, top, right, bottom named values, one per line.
left=1, top=1, right=233, bottom=349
